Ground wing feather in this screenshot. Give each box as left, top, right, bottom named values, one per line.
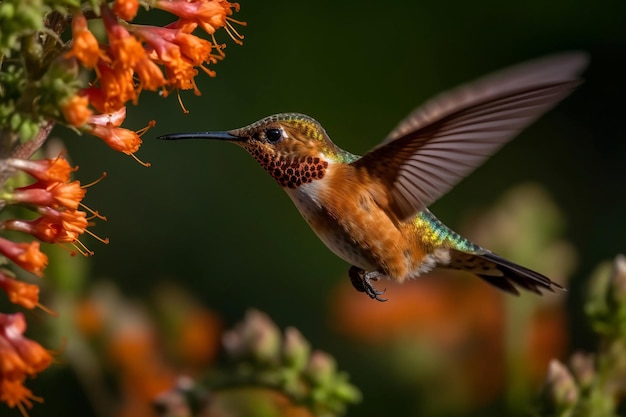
left=353, top=52, right=588, bottom=221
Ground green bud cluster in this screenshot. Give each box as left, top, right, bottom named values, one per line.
left=0, top=0, right=46, bottom=56
left=0, top=0, right=83, bottom=145
left=535, top=255, right=626, bottom=417
left=219, top=309, right=362, bottom=417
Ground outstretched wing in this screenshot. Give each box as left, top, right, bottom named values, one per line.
left=353, top=52, right=588, bottom=221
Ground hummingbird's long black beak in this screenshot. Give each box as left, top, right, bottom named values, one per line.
left=157, top=131, right=245, bottom=142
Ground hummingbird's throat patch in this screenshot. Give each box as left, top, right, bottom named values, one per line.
left=249, top=149, right=328, bottom=188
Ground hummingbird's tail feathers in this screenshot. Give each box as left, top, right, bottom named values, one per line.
left=447, top=250, right=563, bottom=296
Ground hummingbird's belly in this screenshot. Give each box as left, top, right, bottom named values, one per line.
left=313, top=220, right=379, bottom=270
left=286, top=188, right=378, bottom=270
left=285, top=184, right=431, bottom=278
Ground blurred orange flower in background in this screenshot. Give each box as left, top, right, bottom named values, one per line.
left=72, top=283, right=223, bottom=417
left=332, top=274, right=567, bottom=406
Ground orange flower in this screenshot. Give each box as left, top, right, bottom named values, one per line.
left=0, top=238, right=47, bottom=277
left=9, top=180, right=85, bottom=211
left=135, top=25, right=204, bottom=93
left=331, top=273, right=507, bottom=406
left=332, top=269, right=568, bottom=408
left=0, top=313, right=50, bottom=413
left=164, top=56, right=201, bottom=93
left=37, top=207, right=88, bottom=235
left=0, top=337, right=29, bottom=379
left=8, top=180, right=86, bottom=211
left=12, top=339, right=52, bottom=376
left=155, top=0, right=244, bottom=42
left=89, top=123, right=142, bottom=155
left=74, top=299, right=105, bottom=337
left=0, top=379, right=43, bottom=413
left=45, top=181, right=86, bottom=211
left=66, top=11, right=106, bottom=69
left=113, top=0, right=140, bottom=21
left=87, top=109, right=154, bottom=160
left=0, top=313, right=53, bottom=375
left=177, top=309, right=222, bottom=367
left=135, top=25, right=216, bottom=66
left=89, top=62, right=138, bottom=113
left=0, top=273, right=40, bottom=310
left=102, top=6, right=146, bottom=71
left=107, top=324, right=177, bottom=417
left=7, top=156, right=78, bottom=183
left=4, top=217, right=79, bottom=244
left=134, top=57, right=167, bottom=92
left=61, top=94, right=93, bottom=127
left=175, top=31, right=220, bottom=66
left=524, top=305, right=568, bottom=381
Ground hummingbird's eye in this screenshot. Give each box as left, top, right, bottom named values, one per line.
left=264, top=128, right=283, bottom=143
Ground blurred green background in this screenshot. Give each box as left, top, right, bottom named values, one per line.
left=38, top=0, right=626, bottom=416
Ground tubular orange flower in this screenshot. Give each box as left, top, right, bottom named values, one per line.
left=87, top=109, right=154, bottom=161
left=0, top=337, right=29, bottom=379
left=0, top=313, right=53, bottom=375
left=134, top=25, right=215, bottom=93
left=37, top=207, right=88, bottom=235
left=45, top=181, right=86, bottom=211
left=102, top=6, right=147, bottom=71
left=113, top=0, right=140, bottom=21
left=0, top=274, right=40, bottom=310
left=155, top=0, right=245, bottom=44
left=0, top=313, right=50, bottom=414
left=164, top=56, right=201, bottom=93
left=90, top=62, right=138, bottom=113
left=4, top=208, right=106, bottom=257
left=7, top=156, right=78, bottom=183
left=61, top=94, right=93, bottom=127
left=11, top=341, right=52, bottom=376
left=4, top=217, right=79, bottom=244
left=0, top=379, right=43, bottom=415
left=174, top=31, right=220, bottom=66
left=65, top=11, right=107, bottom=69
left=89, top=123, right=142, bottom=155
left=9, top=181, right=86, bottom=211
left=0, top=239, right=47, bottom=277
left=135, top=25, right=216, bottom=67
left=134, top=57, right=167, bottom=92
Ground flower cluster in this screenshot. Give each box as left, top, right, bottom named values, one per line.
left=0, top=154, right=104, bottom=413
left=61, top=0, right=244, bottom=159
left=2, top=155, right=106, bottom=257
left=0, top=0, right=244, bottom=414
left=0, top=313, right=53, bottom=417
left=2, top=0, right=244, bottom=160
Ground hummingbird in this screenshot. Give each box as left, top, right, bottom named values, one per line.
left=159, top=52, right=588, bottom=301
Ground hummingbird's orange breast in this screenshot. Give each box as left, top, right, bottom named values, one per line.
left=286, top=162, right=434, bottom=282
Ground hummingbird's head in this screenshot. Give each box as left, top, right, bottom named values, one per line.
left=160, top=113, right=348, bottom=188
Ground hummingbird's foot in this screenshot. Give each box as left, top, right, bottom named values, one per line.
left=348, top=266, right=387, bottom=302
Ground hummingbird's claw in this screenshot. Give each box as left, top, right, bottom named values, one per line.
left=348, top=267, right=388, bottom=302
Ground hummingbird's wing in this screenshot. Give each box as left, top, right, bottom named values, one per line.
left=353, top=52, right=588, bottom=221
